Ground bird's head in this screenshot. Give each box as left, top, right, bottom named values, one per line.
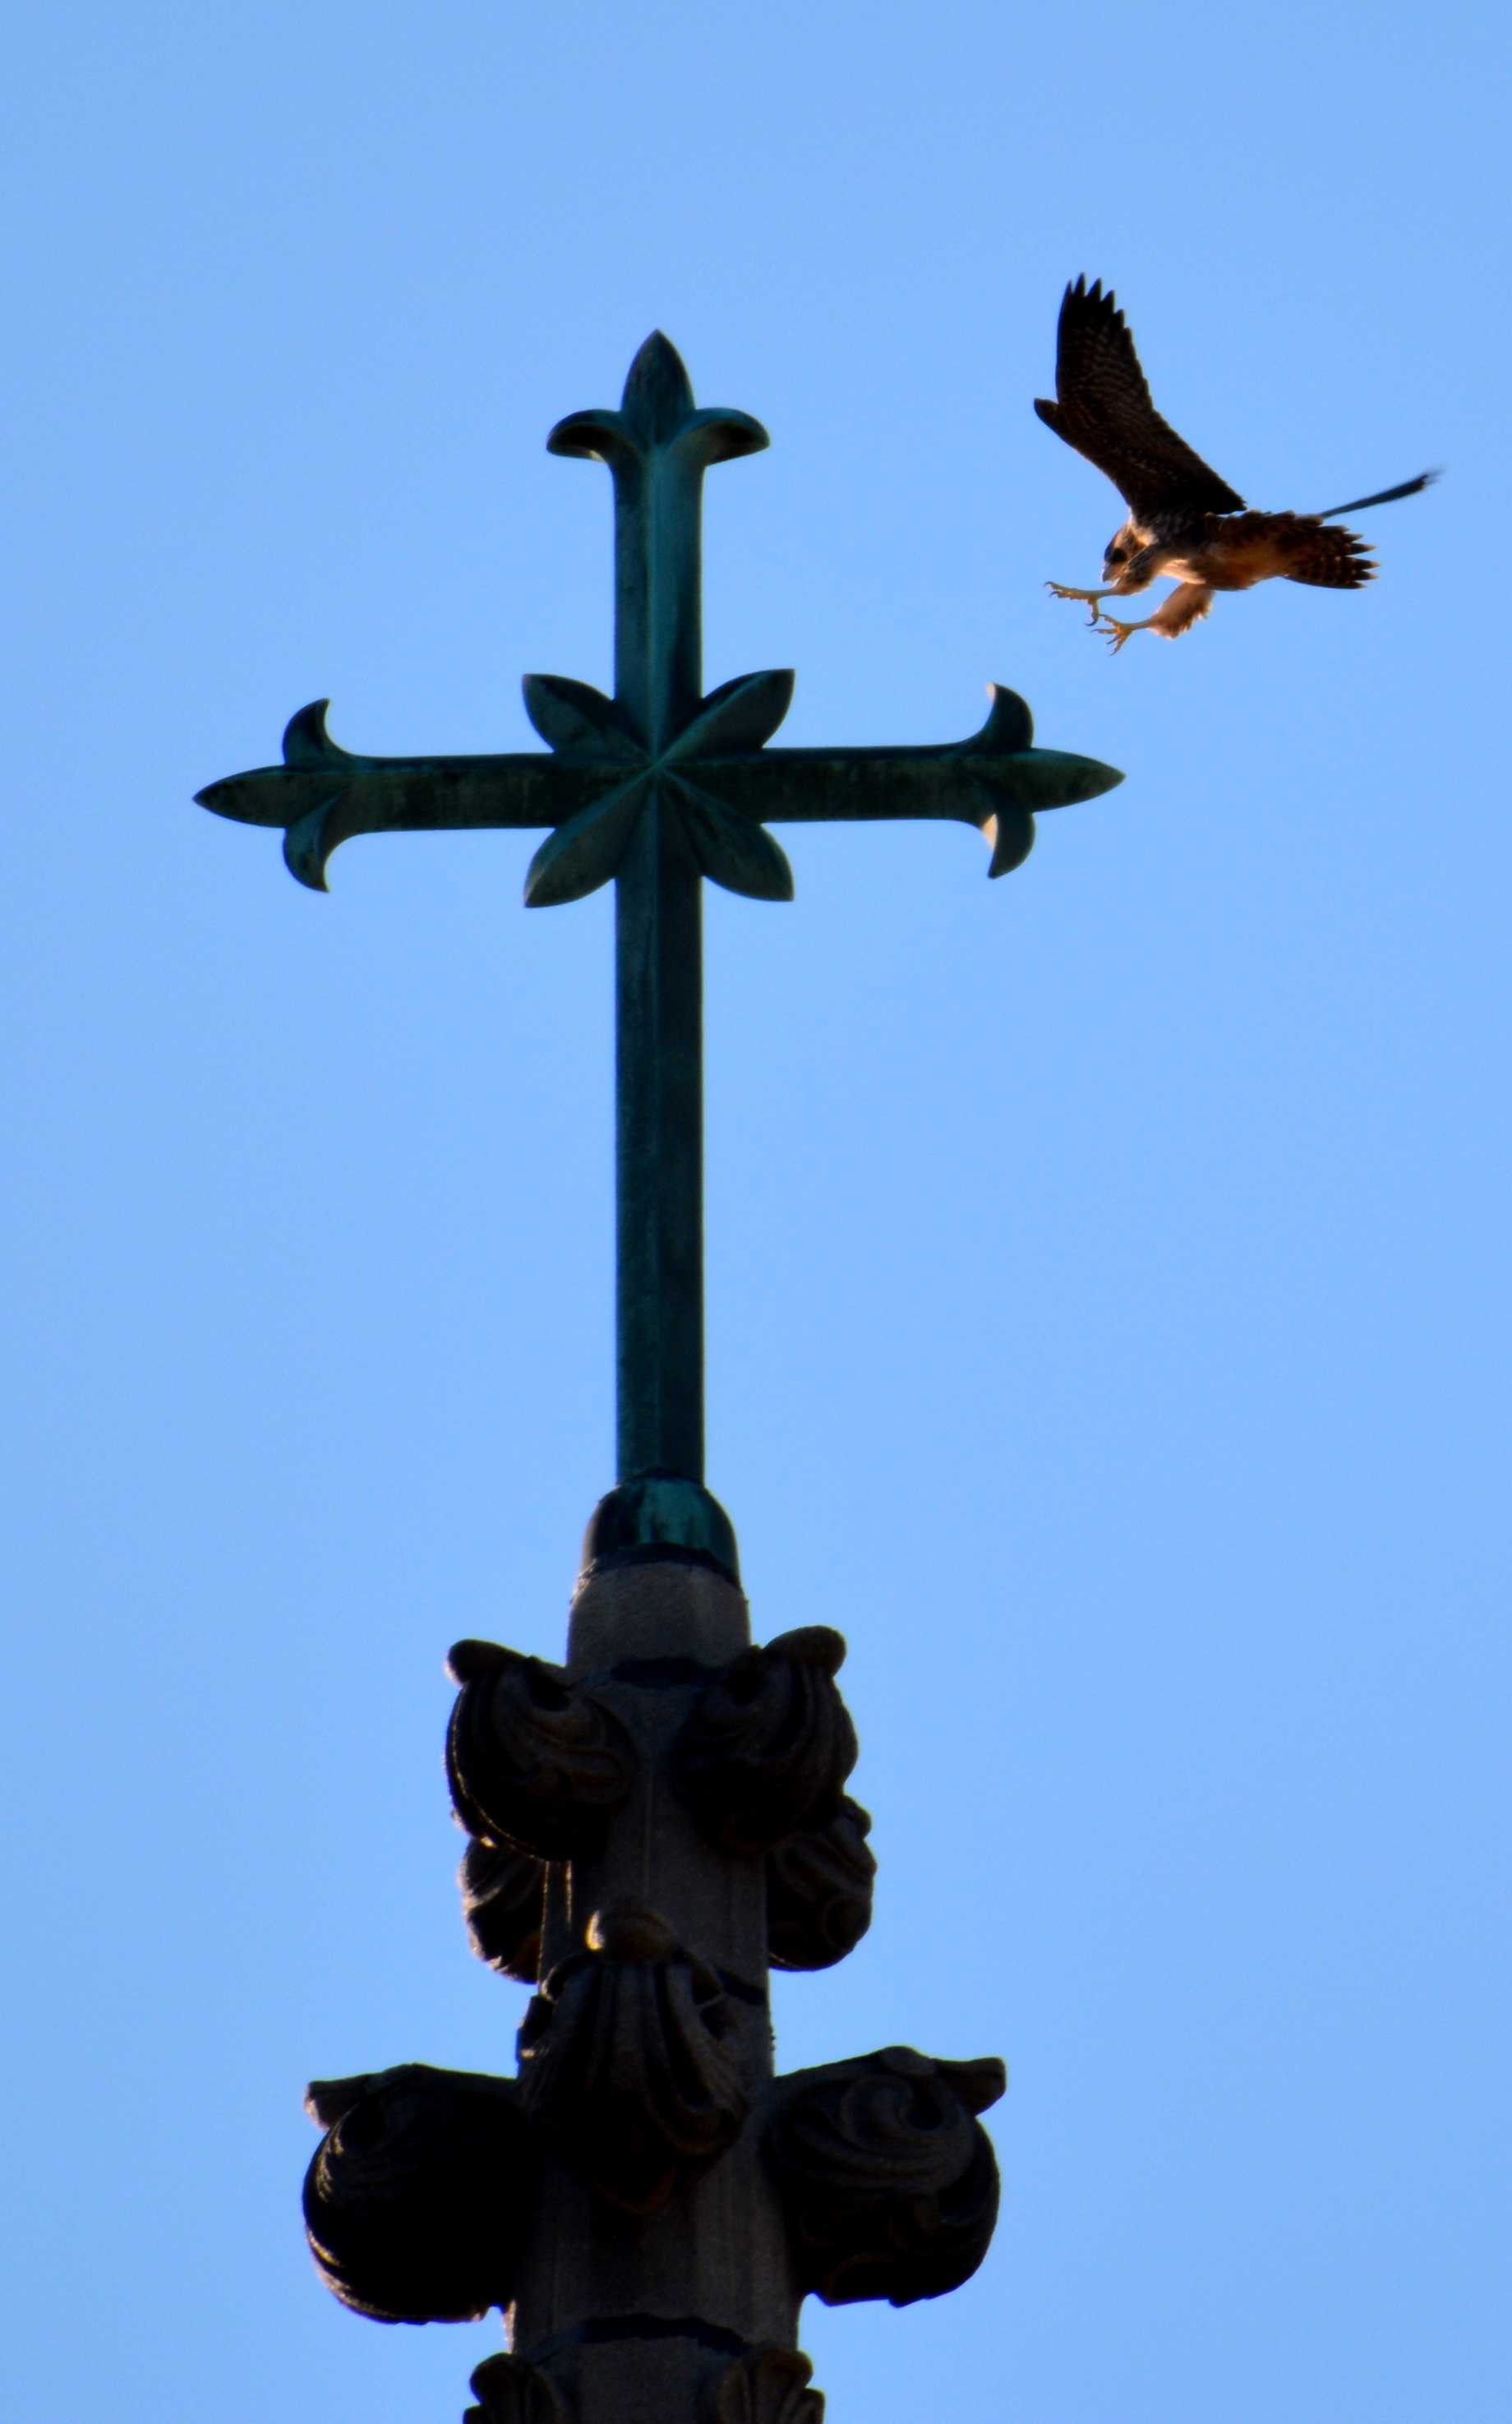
left=1103, top=521, right=1143, bottom=590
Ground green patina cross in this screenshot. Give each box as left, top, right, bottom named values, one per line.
left=198, top=334, right=1122, bottom=1546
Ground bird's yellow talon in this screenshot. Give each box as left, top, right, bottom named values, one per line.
left=1046, top=581, right=1113, bottom=624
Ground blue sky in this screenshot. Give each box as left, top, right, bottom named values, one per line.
left=1, top=2, right=1507, bottom=2419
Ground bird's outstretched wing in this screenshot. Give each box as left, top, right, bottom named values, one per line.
left=1035, top=277, right=1245, bottom=521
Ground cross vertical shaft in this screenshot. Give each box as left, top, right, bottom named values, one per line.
left=615, top=802, right=703, bottom=1480
left=612, top=349, right=706, bottom=1480
left=549, top=334, right=770, bottom=1484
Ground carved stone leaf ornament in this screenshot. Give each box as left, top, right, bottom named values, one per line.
left=467, top=2352, right=574, bottom=2424
left=519, top=1905, right=752, bottom=2213
left=447, top=1638, right=634, bottom=1860
left=670, top=1628, right=859, bottom=1854
left=302, top=2065, right=538, bottom=2324
left=454, top=1814, right=871, bottom=1984
left=706, top=2346, right=825, bottom=2424
left=765, top=2048, right=1007, bottom=2307
left=459, top=1835, right=547, bottom=1983
left=766, top=1796, right=876, bottom=1972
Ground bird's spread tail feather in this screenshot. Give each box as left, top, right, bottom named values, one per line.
left=1278, top=519, right=1375, bottom=589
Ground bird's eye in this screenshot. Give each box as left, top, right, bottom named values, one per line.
left=1107, top=548, right=1126, bottom=565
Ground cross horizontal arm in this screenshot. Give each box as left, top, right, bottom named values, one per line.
left=196, top=689, right=1123, bottom=893
left=195, top=700, right=609, bottom=891
left=707, top=741, right=1122, bottom=822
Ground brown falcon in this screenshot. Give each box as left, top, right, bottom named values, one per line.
left=1036, top=276, right=1435, bottom=651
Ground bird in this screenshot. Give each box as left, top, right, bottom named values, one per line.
left=1035, top=276, right=1436, bottom=652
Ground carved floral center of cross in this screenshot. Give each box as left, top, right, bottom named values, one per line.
left=519, top=665, right=798, bottom=907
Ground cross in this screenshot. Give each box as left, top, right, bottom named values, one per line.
left=198, top=332, right=1122, bottom=1523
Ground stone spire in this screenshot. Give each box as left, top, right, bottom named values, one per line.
left=304, top=1488, right=1005, bottom=2424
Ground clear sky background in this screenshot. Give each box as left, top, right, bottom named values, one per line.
left=1, top=3, right=1507, bottom=2419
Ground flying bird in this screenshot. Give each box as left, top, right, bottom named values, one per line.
left=1036, top=276, right=1436, bottom=652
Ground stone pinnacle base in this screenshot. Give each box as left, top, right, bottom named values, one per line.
left=302, top=1526, right=1005, bottom=2422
